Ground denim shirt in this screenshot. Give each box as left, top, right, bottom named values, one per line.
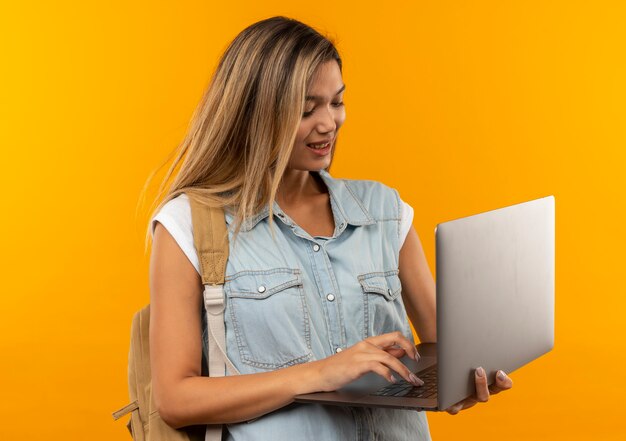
left=205, top=169, right=431, bottom=441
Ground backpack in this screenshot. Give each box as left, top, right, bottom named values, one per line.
left=112, top=194, right=240, bottom=441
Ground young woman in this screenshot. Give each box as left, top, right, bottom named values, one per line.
left=145, top=16, right=512, bottom=441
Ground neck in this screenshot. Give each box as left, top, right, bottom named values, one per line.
left=276, top=169, right=327, bottom=205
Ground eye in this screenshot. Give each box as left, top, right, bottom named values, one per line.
left=302, top=102, right=345, bottom=118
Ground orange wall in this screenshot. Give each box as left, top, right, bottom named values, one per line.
left=1, top=1, right=624, bottom=439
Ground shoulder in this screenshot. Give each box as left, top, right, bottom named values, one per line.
left=151, top=193, right=200, bottom=275
left=151, top=193, right=191, bottom=237
left=328, top=173, right=415, bottom=246
left=336, top=175, right=402, bottom=221
left=159, top=193, right=191, bottom=215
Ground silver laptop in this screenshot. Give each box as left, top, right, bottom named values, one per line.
left=295, top=195, right=555, bottom=411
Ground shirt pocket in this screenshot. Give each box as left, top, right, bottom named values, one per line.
left=358, top=269, right=409, bottom=339
left=225, top=268, right=313, bottom=369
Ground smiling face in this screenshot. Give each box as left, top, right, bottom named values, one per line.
left=288, top=59, right=346, bottom=171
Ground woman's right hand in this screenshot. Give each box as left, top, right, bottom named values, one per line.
left=311, top=331, right=424, bottom=392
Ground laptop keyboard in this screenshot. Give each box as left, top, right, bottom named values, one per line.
left=371, top=365, right=438, bottom=399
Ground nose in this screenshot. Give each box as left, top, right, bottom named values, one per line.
left=315, top=106, right=337, bottom=134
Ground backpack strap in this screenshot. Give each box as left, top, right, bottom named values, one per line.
left=188, top=195, right=229, bottom=286
left=187, top=193, right=240, bottom=379
left=188, top=194, right=242, bottom=441
left=111, top=401, right=138, bottom=421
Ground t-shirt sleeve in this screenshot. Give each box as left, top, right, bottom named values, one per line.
left=399, top=199, right=414, bottom=249
left=150, top=194, right=201, bottom=275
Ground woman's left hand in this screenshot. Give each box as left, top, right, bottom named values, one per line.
left=444, top=367, right=513, bottom=415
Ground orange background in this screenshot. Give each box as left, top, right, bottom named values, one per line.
left=1, top=1, right=624, bottom=440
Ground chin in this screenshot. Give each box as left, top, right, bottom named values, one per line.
left=287, top=161, right=330, bottom=172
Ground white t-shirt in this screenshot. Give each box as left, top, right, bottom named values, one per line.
left=151, top=194, right=415, bottom=276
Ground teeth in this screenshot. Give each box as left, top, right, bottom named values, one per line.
left=308, top=142, right=330, bottom=149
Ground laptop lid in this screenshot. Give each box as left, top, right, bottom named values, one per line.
left=436, top=195, right=555, bottom=410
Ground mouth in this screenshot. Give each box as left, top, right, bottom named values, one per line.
left=305, top=138, right=333, bottom=156
left=306, top=141, right=331, bottom=149
left=306, top=137, right=334, bottom=149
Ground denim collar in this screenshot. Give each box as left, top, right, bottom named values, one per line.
left=225, top=169, right=375, bottom=232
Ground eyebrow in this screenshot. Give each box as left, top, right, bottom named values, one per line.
left=306, top=84, right=346, bottom=101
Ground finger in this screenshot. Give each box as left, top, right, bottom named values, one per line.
left=367, top=331, right=419, bottom=361
left=460, top=400, right=478, bottom=411
left=366, top=331, right=416, bottom=359
left=371, top=351, right=424, bottom=386
left=366, top=361, right=398, bottom=384
left=490, top=370, right=513, bottom=395
left=446, top=397, right=477, bottom=415
left=474, top=367, right=489, bottom=402
left=385, top=347, right=406, bottom=359
left=445, top=402, right=464, bottom=415
left=488, top=384, right=504, bottom=394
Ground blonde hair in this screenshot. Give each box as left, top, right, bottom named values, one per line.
left=138, top=16, right=342, bottom=252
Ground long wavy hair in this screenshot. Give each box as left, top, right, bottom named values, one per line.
left=138, top=16, right=343, bottom=251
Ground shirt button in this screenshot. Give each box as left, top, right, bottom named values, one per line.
left=326, top=293, right=335, bottom=301
left=387, top=288, right=392, bottom=295
left=335, top=347, right=343, bottom=353
left=258, top=285, right=266, bottom=293
left=339, top=222, right=345, bottom=228
left=313, top=244, right=321, bottom=252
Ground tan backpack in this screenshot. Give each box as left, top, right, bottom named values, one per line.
left=112, top=194, right=240, bottom=441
